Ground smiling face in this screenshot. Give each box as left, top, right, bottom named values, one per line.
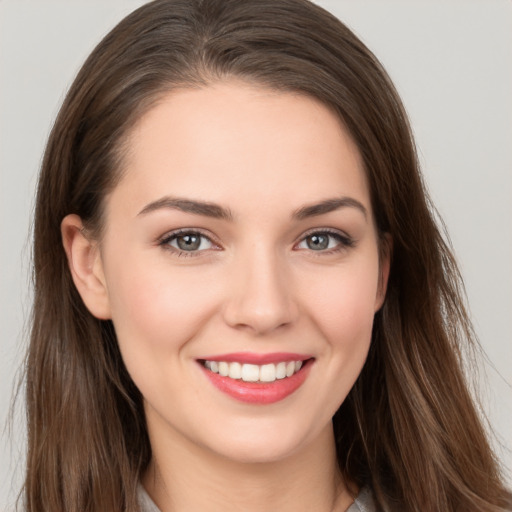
left=64, top=81, right=389, bottom=465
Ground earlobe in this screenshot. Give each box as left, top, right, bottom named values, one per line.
left=375, top=233, right=392, bottom=312
left=61, top=214, right=112, bottom=319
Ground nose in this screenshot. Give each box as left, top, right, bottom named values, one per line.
left=222, top=246, right=298, bottom=335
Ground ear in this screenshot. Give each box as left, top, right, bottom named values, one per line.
left=61, top=214, right=111, bottom=319
left=375, top=233, right=392, bottom=312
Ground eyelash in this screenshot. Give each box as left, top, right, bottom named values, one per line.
left=297, top=228, right=355, bottom=255
left=158, top=228, right=355, bottom=257
left=158, top=229, right=219, bottom=258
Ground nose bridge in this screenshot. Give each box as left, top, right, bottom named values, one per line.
left=223, top=240, right=297, bottom=334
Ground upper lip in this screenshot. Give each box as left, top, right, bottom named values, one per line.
left=198, top=352, right=313, bottom=365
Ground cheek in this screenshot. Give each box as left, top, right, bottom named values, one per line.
left=317, top=282, right=376, bottom=324
left=103, top=251, right=220, bottom=360
left=286, top=256, right=380, bottom=431
left=298, top=257, right=380, bottom=353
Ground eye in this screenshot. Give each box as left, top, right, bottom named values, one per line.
left=160, top=230, right=215, bottom=253
left=296, top=231, right=353, bottom=252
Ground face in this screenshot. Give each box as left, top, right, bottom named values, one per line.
left=78, top=82, right=388, bottom=464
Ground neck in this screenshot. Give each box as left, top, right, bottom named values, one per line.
left=142, top=417, right=354, bottom=512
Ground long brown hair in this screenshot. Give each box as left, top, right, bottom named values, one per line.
left=24, top=0, right=511, bottom=510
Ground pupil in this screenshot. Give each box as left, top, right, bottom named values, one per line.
left=178, top=234, right=200, bottom=251
left=307, top=234, right=328, bottom=250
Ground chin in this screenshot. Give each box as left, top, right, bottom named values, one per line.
left=212, top=439, right=303, bottom=465
left=200, top=417, right=326, bottom=465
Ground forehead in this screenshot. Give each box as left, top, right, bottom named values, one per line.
left=109, top=81, right=370, bottom=219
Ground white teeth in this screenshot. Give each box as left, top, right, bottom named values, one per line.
left=218, top=361, right=229, bottom=377
left=275, top=362, right=287, bottom=379
left=228, top=362, right=242, bottom=379
left=260, top=363, right=276, bottom=382
left=203, top=359, right=306, bottom=382
left=241, top=364, right=259, bottom=382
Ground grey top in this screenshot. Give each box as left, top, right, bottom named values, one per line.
left=347, top=486, right=375, bottom=512
left=137, top=484, right=160, bottom=512
left=137, top=483, right=375, bottom=512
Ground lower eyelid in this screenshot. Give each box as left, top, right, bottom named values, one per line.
left=159, top=230, right=217, bottom=251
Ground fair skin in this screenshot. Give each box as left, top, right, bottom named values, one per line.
left=62, top=82, right=389, bottom=512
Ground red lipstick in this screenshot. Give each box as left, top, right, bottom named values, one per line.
left=200, top=352, right=312, bottom=364
left=198, top=354, right=313, bottom=405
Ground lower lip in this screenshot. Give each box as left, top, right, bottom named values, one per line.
left=200, top=360, right=313, bottom=405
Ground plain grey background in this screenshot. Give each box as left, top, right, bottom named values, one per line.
left=1, top=1, right=511, bottom=509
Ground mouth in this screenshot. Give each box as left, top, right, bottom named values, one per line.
left=200, top=359, right=305, bottom=383
left=197, top=354, right=314, bottom=404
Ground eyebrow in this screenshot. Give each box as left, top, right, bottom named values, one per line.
left=292, top=197, right=367, bottom=220
left=138, top=197, right=233, bottom=220
left=137, top=196, right=367, bottom=221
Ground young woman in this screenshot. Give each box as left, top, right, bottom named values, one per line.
left=23, top=0, right=511, bottom=511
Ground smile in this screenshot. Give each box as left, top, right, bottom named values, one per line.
left=198, top=353, right=313, bottom=404
left=202, top=360, right=303, bottom=382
